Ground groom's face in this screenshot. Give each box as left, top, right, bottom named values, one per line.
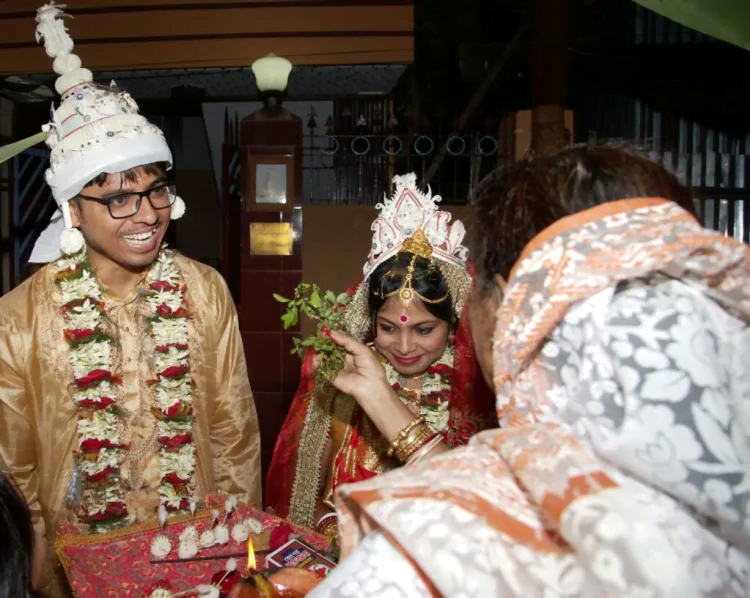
left=69, top=164, right=170, bottom=271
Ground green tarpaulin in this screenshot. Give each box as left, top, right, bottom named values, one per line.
left=633, top=0, right=750, bottom=50
left=0, top=131, right=47, bottom=165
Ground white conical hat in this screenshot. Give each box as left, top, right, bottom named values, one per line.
left=34, top=2, right=180, bottom=256
left=28, top=210, right=64, bottom=263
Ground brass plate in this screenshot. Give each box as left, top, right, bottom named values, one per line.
left=249, top=222, right=293, bottom=256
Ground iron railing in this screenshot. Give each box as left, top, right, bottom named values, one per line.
left=301, top=133, right=500, bottom=206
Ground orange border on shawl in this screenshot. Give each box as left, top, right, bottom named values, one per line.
left=510, top=198, right=674, bottom=281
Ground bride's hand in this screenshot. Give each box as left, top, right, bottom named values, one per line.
left=329, top=330, right=390, bottom=402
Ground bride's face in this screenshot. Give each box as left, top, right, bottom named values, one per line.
left=374, top=297, right=450, bottom=377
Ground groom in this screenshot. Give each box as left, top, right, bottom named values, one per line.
left=0, top=5, right=260, bottom=596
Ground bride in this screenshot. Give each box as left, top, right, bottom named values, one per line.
left=265, top=174, right=496, bottom=538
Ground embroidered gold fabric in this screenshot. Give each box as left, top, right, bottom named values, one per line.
left=0, top=254, right=261, bottom=597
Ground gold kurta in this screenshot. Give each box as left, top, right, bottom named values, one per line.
left=0, top=254, right=261, bottom=597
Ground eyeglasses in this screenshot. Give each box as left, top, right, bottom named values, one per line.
left=77, top=183, right=177, bottom=219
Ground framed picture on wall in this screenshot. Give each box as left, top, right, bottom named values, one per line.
left=248, top=155, right=295, bottom=210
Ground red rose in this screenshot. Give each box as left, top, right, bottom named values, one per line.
left=75, top=369, right=112, bottom=388
left=162, top=472, right=190, bottom=486
left=164, top=498, right=190, bottom=512
left=150, top=281, right=177, bottom=291
left=321, top=327, right=330, bottom=338
left=76, top=396, right=115, bottom=409
left=270, top=524, right=295, bottom=550
left=85, top=466, right=116, bottom=482
left=457, top=421, right=476, bottom=442
left=81, top=501, right=128, bottom=522
left=159, top=365, right=189, bottom=379
left=428, top=363, right=453, bottom=376
left=158, top=433, right=192, bottom=448
left=156, top=303, right=175, bottom=317
left=80, top=438, right=116, bottom=451
left=64, top=328, right=95, bottom=344
left=154, top=343, right=189, bottom=353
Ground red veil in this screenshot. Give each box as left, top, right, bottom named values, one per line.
left=265, top=277, right=496, bottom=521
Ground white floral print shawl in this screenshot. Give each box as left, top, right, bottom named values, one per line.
left=310, top=198, right=750, bottom=598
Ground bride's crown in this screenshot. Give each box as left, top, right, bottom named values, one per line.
left=363, top=174, right=469, bottom=278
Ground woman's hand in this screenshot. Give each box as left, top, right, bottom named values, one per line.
left=329, top=331, right=390, bottom=402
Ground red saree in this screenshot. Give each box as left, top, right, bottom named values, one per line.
left=265, top=279, right=496, bottom=528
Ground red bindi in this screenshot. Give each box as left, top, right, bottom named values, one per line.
left=400, top=314, right=408, bottom=323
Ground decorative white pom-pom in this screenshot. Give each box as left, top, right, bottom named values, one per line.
left=199, top=529, right=216, bottom=548
left=179, top=525, right=198, bottom=543
left=231, top=522, right=250, bottom=543
left=150, top=535, right=172, bottom=558
left=241, top=518, right=262, bottom=535
left=170, top=196, right=185, bottom=220
left=178, top=538, right=198, bottom=560
left=214, top=524, right=229, bottom=545
left=195, top=585, right=220, bottom=598
left=60, top=227, right=84, bottom=255
left=148, top=589, right=173, bottom=598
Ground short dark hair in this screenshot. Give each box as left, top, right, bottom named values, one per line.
left=468, top=144, right=696, bottom=292
left=0, top=472, right=35, bottom=597
left=367, top=252, right=455, bottom=334
left=83, top=161, right=168, bottom=190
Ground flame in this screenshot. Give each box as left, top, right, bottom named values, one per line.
left=247, top=535, right=256, bottom=571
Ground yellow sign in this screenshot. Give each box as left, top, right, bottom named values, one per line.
left=249, top=222, right=293, bottom=256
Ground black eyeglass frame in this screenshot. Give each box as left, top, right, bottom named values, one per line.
left=76, top=183, right=177, bottom=220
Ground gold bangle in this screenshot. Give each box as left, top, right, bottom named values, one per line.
left=387, top=418, right=424, bottom=457
left=316, top=517, right=338, bottom=539
left=395, top=426, right=435, bottom=463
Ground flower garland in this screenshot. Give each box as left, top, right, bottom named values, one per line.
left=56, top=247, right=195, bottom=530
left=382, top=344, right=453, bottom=433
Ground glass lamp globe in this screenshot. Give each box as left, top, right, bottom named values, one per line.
left=251, top=53, right=293, bottom=93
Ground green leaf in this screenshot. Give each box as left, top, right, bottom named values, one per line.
left=288, top=308, right=299, bottom=326
left=273, top=293, right=290, bottom=303
left=336, top=293, right=349, bottom=305
left=325, top=290, right=337, bottom=303
left=310, top=290, right=323, bottom=308
left=293, top=337, right=301, bottom=346
left=281, top=313, right=292, bottom=329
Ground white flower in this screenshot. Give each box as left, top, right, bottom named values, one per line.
left=151, top=318, right=189, bottom=346
left=149, top=589, right=172, bottom=598
left=693, top=555, right=726, bottom=591
left=66, top=300, right=102, bottom=331
left=154, top=347, right=189, bottom=372
left=666, top=314, right=720, bottom=388
left=621, top=405, right=703, bottom=483
left=157, top=419, right=193, bottom=438
left=78, top=448, right=122, bottom=476
left=74, top=380, right=116, bottom=403
left=71, top=341, right=111, bottom=378
left=591, top=547, right=626, bottom=591
left=147, top=289, right=184, bottom=313
left=424, top=401, right=450, bottom=432
left=160, top=444, right=196, bottom=480
left=77, top=410, right=119, bottom=442
left=59, top=270, right=101, bottom=304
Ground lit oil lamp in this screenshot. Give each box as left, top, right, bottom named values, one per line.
left=228, top=537, right=322, bottom=598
